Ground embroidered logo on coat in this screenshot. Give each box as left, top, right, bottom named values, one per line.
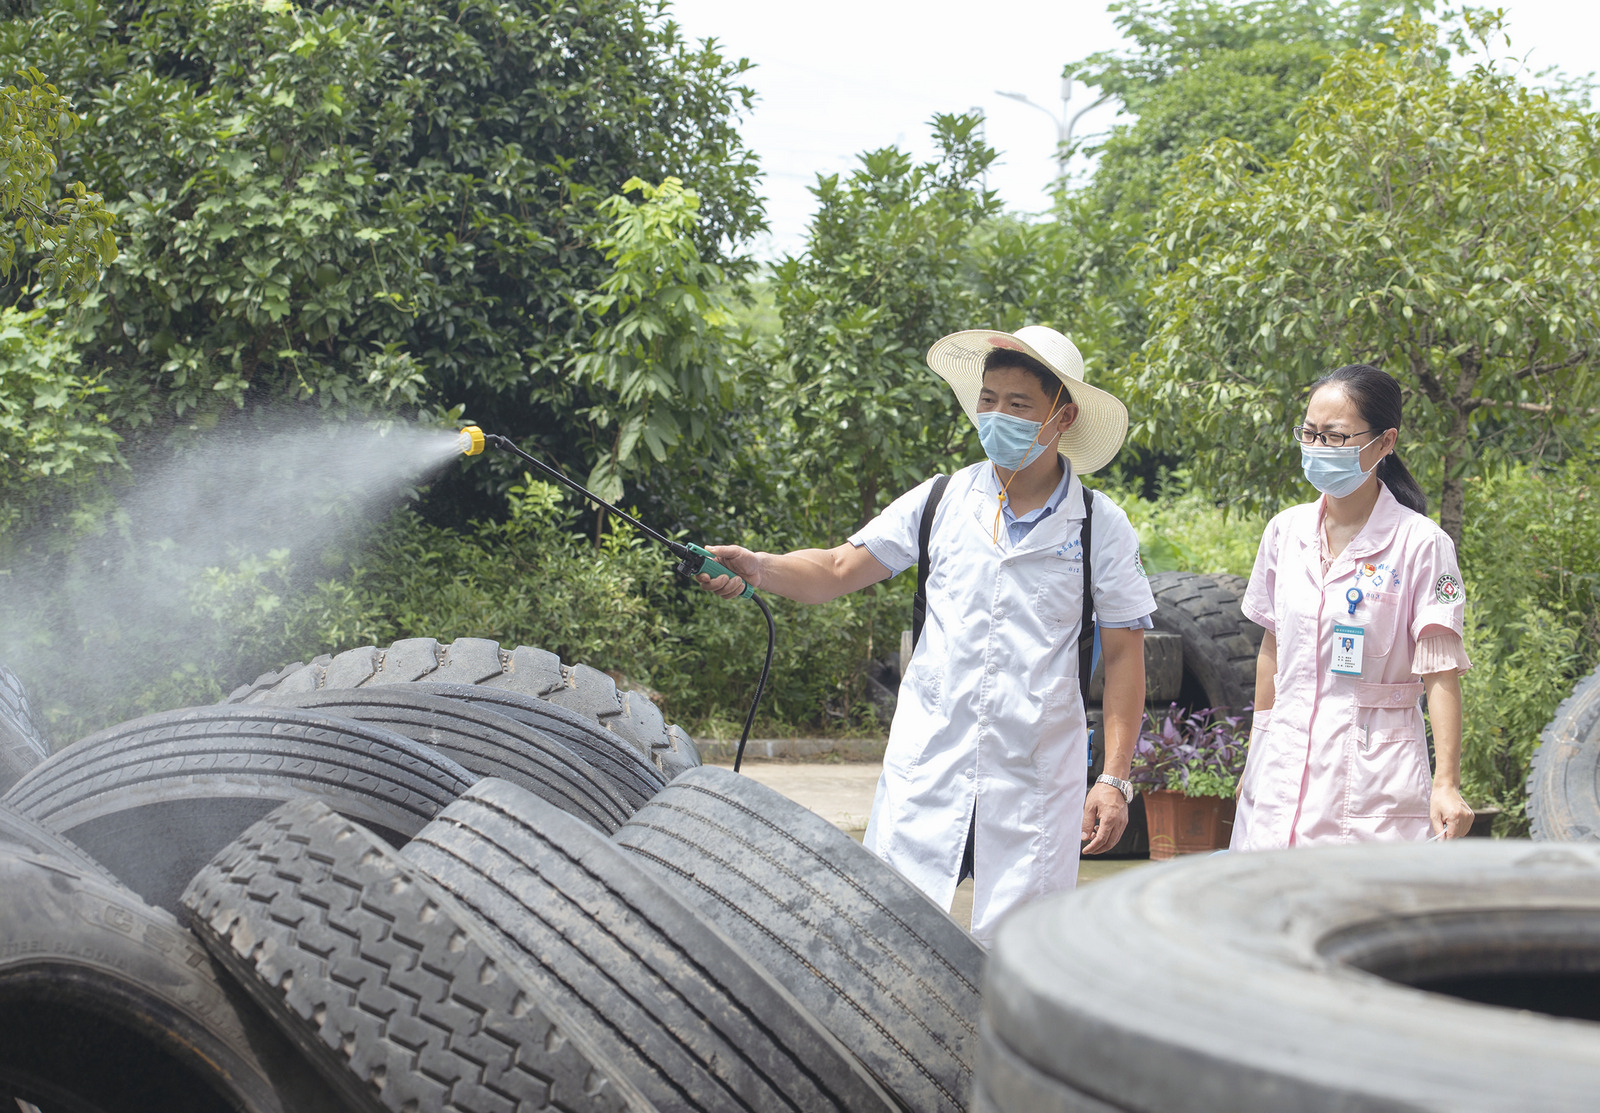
left=1434, top=573, right=1463, bottom=605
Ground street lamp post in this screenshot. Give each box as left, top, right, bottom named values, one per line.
left=996, top=76, right=1111, bottom=173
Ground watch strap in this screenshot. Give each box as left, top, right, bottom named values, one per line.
left=1096, top=773, right=1134, bottom=803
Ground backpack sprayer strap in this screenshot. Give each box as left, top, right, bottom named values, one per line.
left=911, top=474, right=951, bottom=653
left=1078, top=484, right=1096, bottom=689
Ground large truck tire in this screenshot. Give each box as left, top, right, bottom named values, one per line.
left=0, top=663, right=49, bottom=794
left=226, top=637, right=700, bottom=778
left=0, top=800, right=121, bottom=886
left=0, top=846, right=345, bottom=1113
left=417, top=681, right=668, bottom=807
left=182, top=797, right=653, bottom=1113
left=1527, top=662, right=1600, bottom=841
left=613, top=766, right=983, bottom=1113
left=2, top=706, right=475, bottom=916
left=254, top=687, right=635, bottom=831
left=969, top=1017, right=1120, bottom=1113
left=1146, top=571, right=1261, bottom=713
left=984, top=842, right=1600, bottom=1112
left=404, top=778, right=898, bottom=1113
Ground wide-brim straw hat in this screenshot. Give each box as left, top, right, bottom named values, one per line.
left=927, top=325, right=1129, bottom=475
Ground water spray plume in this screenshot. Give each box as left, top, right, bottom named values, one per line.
left=455, top=426, right=485, bottom=456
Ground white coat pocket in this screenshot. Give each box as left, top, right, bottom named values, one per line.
left=1033, top=563, right=1085, bottom=628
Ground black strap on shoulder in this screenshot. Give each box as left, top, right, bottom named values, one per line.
left=911, top=474, right=950, bottom=652
left=1078, top=483, right=1096, bottom=687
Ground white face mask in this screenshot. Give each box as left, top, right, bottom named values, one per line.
left=1301, top=443, right=1374, bottom=498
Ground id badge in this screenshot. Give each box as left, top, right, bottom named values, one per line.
left=1331, top=624, right=1365, bottom=676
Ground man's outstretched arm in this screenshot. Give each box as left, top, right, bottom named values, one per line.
left=695, top=542, right=892, bottom=604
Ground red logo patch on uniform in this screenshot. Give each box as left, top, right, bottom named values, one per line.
left=1434, top=573, right=1463, bottom=605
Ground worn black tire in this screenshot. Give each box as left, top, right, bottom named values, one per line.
left=182, top=796, right=654, bottom=1113
left=1146, top=570, right=1261, bottom=713
left=255, top=687, right=636, bottom=831
left=0, top=800, right=121, bottom=886
left=969, top=1017, right=1119, bottom=1113
left=0, top=845, right=346, bottom=1113
left=2, top=705, right=475, bottom=916
left=613, top=766, right=983, bottom=1113
left=404, top=777, right=898, bottom=1113
left=1527, top=662, right=1600, bottom=841
left=417, top=682, right=668, bottom=808
left=985, top=842, right=1600, bottom=1112
left=225, top=636, right=700, bottom=778
left=0, top=662, right=48, bottom=795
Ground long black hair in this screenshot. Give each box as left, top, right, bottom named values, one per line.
left=1309, top=364, right=1428, bottom=515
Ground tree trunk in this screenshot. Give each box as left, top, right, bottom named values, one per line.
left=1438, top=353, right=1479, bottom=553
left=857, top=471, right=880, bottom=533
left=1440, top=471, right=1464, bottom=552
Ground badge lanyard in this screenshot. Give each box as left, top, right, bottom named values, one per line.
left=1332, top=587, right=1365, bottom=677
left=1333, top=585, right=1369, bottom=749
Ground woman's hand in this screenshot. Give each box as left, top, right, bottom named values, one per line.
left=1430, top=784, right=1474, bottom=839
left=694, top=545, right=764, bottom=598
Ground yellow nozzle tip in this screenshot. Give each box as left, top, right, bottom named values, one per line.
left=457, top=426, right=485, bottom=456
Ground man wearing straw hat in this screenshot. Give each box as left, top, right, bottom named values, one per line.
left=696, top=326, right=1153, bottom=944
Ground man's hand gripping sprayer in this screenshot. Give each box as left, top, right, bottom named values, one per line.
left=455, top=427, right=772, bottom=769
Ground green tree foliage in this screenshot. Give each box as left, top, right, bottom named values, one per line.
left=1457, top=459, right=1600, bottom=833
left=1049, top=0, right=1423, bottom=370
left=0, top=66, right=116, bottom=296
left=0, top=307, right=119, bottom=535
left=572, top=177, right=745, bottom=507
left=0, top=65, right=119, bottom=533
left=772, top=113, right=999, bottom=530
left=1070, top=0, right=1423, bottom=108
left=1130, top=16, right=1600, bottom=543
left=10, top=0, right=762, bottom=501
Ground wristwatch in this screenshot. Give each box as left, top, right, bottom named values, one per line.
left=1096, top=773, right=1135, bottom=803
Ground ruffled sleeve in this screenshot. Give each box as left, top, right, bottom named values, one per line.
left=1411, top=628, right=1472, bottom=676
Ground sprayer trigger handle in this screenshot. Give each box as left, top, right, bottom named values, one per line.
left=684, top=542, right=754, bottom=600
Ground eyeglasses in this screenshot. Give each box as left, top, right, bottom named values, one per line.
left=1291, top=425, right=1379, bottom=448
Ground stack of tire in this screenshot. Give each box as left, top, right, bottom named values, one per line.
left=0, top=638, right=985, bottom=1112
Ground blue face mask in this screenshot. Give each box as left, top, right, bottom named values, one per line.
left=1301, top=443, right=1374, bottom=498
left=977, top=410, right=1054, bottom=471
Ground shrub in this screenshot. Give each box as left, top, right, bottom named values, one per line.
left=1456, top=458, right=1600, bottom=834
left=1096, top=469, right=1268, bottom=578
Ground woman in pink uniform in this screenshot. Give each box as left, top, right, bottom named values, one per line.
left=1232, top=364, right=1475, bottom=849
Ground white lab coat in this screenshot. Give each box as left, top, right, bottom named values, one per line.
left=855, top=462, right=1154, bottom=944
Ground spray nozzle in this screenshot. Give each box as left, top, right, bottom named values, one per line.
left=455, top=426, right=486, bottom=456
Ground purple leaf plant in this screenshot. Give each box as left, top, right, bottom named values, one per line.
left=1129, top=703, right=1253, bottom=798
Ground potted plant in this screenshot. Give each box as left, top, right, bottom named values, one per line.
left=1130, top=704, right=1251, bottom=860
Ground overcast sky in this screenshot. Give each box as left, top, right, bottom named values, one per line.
left=666, top=0, right=1600, bottom=257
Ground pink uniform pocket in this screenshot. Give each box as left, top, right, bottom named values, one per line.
left=1347, top=681, right=1430, bottom=819
left=1359, top=590, right=1405, bottom=658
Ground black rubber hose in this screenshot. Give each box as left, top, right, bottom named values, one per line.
left=734, top=593, right=775, bottom=774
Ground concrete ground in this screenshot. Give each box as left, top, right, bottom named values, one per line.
left=713, top=759, right=1149, bottom=932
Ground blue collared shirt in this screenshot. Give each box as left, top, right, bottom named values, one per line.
left=987, top=462, right=1154, bottom=631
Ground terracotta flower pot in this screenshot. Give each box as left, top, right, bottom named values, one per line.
left=1142, top=789, right=1236, bottom=860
